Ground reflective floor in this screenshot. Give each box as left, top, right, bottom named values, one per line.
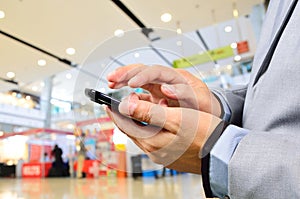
left=0, top=174, right=206, bottom=199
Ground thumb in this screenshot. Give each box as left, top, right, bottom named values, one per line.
left=118, top=93, right=167, bottom=128
left=118, top=93, right=181, bottom=131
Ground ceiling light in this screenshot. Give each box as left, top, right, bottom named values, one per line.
left=134, top=53, right=140, bottom=58
left=32, top=86, right=38, bottom=91
left=114, top=29, right=124, bottom=37
left=37, top=59, right=46, bottom=66
left=234, top=55, right=242, bottom=62
left=6, top=72, right=15, bottom=79
left=233, top=9, right=239, bottom=17
left=25, top=96, right=31, bottom=100
left=161, top=13, right=172, bottom=23
left=40, top=81, right=45, bottom=87
left=16, top=93, right=22, bottom=98
left=0, top=11, right=5, bottom=19
left=176, top=41, right=182, bottom=46
left=224, top=26, right=233, bottom=33
left=176, top=28, right=182, bottom=34
left=231, top=42, right=237, bottom=49
left=66, top=48, right=76, bottom=55
left=66, top=73, right=72, bottom=79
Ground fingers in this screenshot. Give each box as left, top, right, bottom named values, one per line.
left=107, top=64, right=147, bottom=89
left=107, top=65, right=189, bottom=89
left=161, top=84, right=198, bottom=109
left=127, top=66, right=187, bottom=87
left=118, top=93, right=181, bottom=132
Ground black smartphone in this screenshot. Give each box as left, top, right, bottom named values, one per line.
left=85, top=88, right=148, bottom=126
left=85, top=88, right=120, bottom=108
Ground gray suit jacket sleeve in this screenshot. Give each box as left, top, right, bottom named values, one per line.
left=213, top=85, right=247, bottom=126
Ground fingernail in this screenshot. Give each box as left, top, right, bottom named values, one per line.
left=162, top=84, right=175, bottom=94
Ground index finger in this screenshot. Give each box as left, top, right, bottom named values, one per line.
left=127, top=65, right=188, bottom=88
left=107, top=64, right=147, bottom=89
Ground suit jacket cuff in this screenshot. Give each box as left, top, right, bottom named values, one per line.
left=201, top=120, right=229, bottom=198
left=212, top=91, right=231, bottom=122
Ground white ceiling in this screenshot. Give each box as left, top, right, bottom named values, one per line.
left=0, top=0, right=263, bottom=99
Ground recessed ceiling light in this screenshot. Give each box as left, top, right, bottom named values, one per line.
left=16, top=93, right=22, bottom=98
left=233, top=9, right=239, bottom=18
left=25, top=95, right=31, bottom=100
left=66, top=48, right=76, bottom=55
left=134, top=53, right=140, bottom=58
left=224, top=26, right=233, bottom=33
left=38, top=59, right=46, bottom=66
left=176, top=41, right=182, bottom=46
left=161, top=13, right=172, bottom=22
left=0, top=11, right=5, bottom=19
left=32, top=86, right=38, bottom=91
left=234, top=55, right=242, bottom=62
left=176, top=28, right=182, bottom=34
left=231, top=42, right=237, bottom=49
left=6, top=72, right=15, bottom=79
left=114, top=29, right=124, bottom=37
left=66, top=73, right=72, bottom=79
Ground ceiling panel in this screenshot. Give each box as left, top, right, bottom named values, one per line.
left=0, top=0, right=263, bottom=93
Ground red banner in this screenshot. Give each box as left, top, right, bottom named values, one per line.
left=237, top=41, right=249, bottom=54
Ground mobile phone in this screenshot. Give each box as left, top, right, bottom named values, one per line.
left=85, top=88, right=120, bottom=108
left=85, top=88, right=148, bottom=126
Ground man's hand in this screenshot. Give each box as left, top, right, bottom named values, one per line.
left=106, top=93, right=222, bottom=173
left=107, top=64, right=222, bottom=118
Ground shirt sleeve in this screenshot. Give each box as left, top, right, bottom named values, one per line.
left=209, top=125, right=250, bottom=198
left=201, top=90, right=249, bottom=198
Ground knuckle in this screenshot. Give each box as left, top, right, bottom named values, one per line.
left=132, top=103, right=152, bottom=124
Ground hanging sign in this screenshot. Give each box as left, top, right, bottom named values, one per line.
left=237, top=40, right=249, bottom=54
left=173, top=45, right=234, bottom=68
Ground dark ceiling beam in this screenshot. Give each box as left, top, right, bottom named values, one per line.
left=149, top=45, right=172, bottom=66
left=109, top=56, right=126, bottom=66
left=110, top=0, right=159, bottom=40
left=195, top=29, right=217, bottom=64
left=0, top=29, right=77, bottom=68
left=0, top=76, right=18, bottom=85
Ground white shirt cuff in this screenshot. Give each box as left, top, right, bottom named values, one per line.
left=209, top=125, right=250, bottom=197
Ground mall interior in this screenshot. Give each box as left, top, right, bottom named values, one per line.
left=0, top=0, right=268, bottom=198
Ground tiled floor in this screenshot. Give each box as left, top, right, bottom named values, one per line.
left=0, top=174, right=206, bottom=199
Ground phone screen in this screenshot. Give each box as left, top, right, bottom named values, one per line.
left=85, top=88, right=120, bottom=107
